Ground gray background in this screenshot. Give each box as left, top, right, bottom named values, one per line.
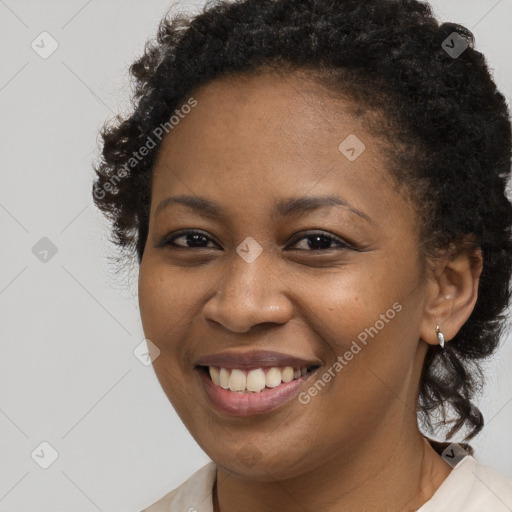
left=1, top=1, right=511, bottom=511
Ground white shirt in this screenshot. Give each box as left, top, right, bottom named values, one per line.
left=141, top=455, right=512, bottom=511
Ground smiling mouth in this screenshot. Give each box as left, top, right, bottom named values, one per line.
left=198, top=365, right=320, bottom=393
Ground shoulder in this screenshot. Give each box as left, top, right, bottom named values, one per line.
left=419, top=455, right=512, bottom=512
left=467, top=457, right=512, bottom=510
left=141, top=461, right=217, bottom=512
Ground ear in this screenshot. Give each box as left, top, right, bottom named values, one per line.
left=419, top=243, right=483, bottom=347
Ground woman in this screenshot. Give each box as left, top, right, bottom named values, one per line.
left=92, top=0, right=512, bottom=510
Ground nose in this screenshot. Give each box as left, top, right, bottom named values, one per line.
left=202, top=251, right=294, bottom=333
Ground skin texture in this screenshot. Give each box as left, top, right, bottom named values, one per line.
left=138, top=71, right=483, bottom=511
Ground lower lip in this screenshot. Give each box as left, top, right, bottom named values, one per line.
left=196, top=367, right=318, bottom=417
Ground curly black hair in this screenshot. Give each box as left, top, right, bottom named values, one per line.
left=92, top=0, right=512, bottom=444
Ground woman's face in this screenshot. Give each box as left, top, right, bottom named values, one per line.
left=138, top=71, right=433, bottom=480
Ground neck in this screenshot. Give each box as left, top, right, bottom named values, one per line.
left=214, top=430, right=452, bottom=512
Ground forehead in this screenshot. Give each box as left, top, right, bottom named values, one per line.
left=154, top=73, right=386, bottom=177
left=150, top=71, right=412, bottom=228
left=173, top=70, right=369, bottom=151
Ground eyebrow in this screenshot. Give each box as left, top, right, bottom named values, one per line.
left=155, top=194, right=372, bottom=222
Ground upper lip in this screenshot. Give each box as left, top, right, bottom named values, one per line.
left=194, top=349, right=321, bottom=369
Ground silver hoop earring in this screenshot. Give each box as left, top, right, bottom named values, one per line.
left=436, top=325, right=445, bottom=349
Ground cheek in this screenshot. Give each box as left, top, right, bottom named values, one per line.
left=299, top=258, right=423, bottom=397
left=137, top=259, right=204, bottom=415
left=299, top=263, right=406, bottom=347
left=138, top=258, right=205, bottom=343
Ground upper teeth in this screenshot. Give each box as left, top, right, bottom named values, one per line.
left=209, top=366, right=309, bottom=393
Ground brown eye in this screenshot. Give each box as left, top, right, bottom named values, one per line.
left=288, top=232, right=352, bottom=251
left=159, top=230, right=353, bottom=252
left=161, top=230, right=219, bottom=249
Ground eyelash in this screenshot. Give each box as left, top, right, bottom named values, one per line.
left=160, top=229, right=353, bottom=252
